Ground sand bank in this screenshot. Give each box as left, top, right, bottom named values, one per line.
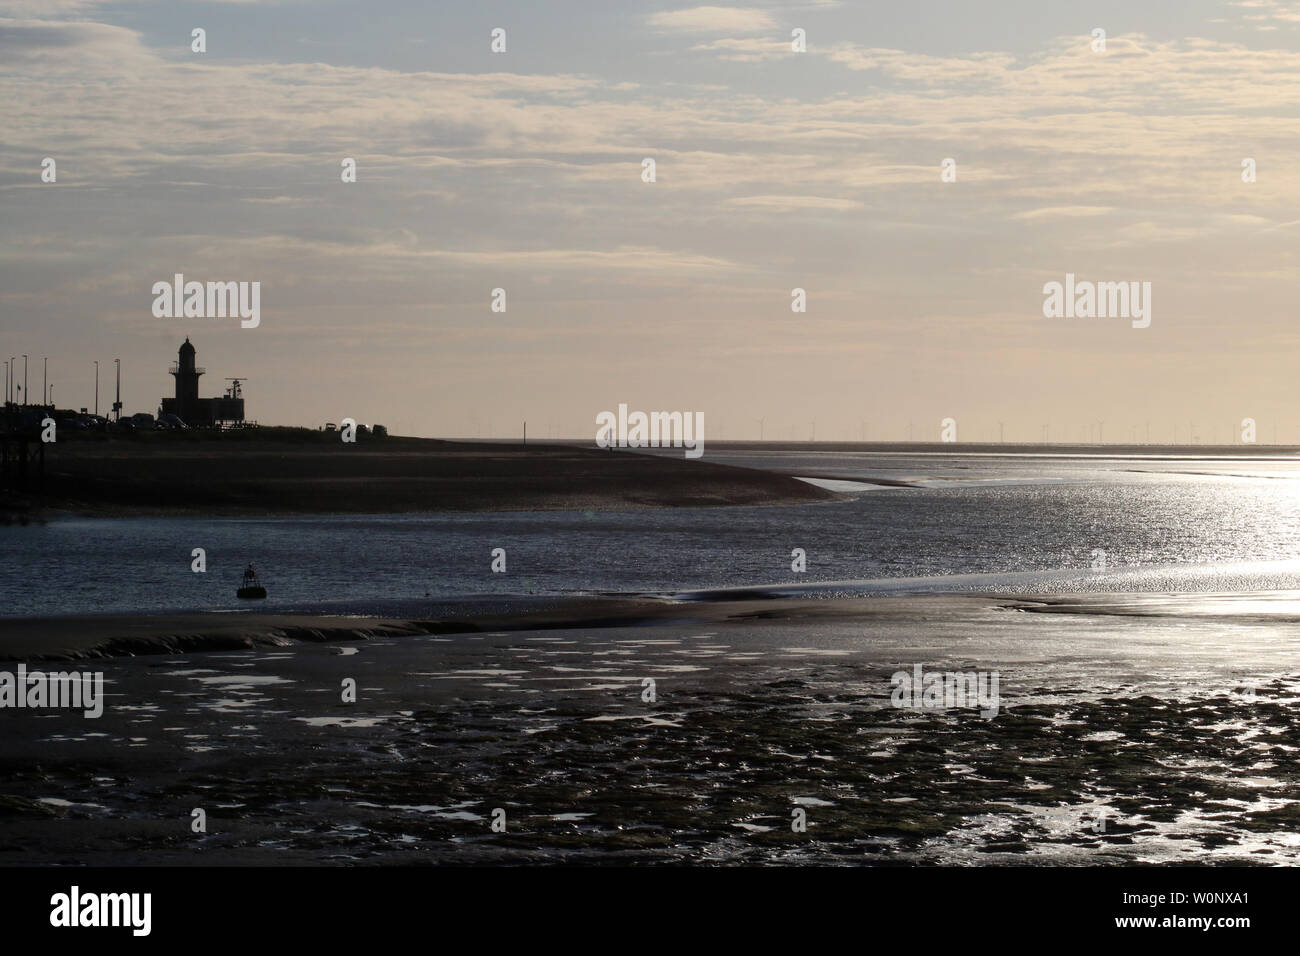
left=22, top=433, right=840, bottom=518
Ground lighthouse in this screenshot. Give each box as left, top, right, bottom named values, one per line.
left=160, top=339, right=244, bottom=426
left=169, top=338, right=204, bottom=422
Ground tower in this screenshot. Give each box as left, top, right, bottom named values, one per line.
left=169, top=338, right=204, bottom=421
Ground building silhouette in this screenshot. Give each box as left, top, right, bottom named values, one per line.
left=161, top=338, right=245, bottom=426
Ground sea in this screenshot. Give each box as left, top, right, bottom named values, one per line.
left=5, top=449, right=1300, bottom=617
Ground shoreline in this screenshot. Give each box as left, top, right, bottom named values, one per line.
left=2, top=587, right=1297, bottom=865
left=7, top=587, right=1300, bottom=662
left=14, top=435, right=841, bottom=519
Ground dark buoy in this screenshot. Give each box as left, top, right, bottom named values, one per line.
left=237, top=563, right=267, bottom=599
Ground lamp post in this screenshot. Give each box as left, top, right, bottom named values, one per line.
left=21, top=355, right=27, bottom=406
left=43, top=357, right=47, bottom=409
left=94, top=361, right=99, bottom=416
left=113, top=358, right=121, bottom=422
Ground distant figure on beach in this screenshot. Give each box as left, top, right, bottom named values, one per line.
left=243, top=564, right=257, bottom=587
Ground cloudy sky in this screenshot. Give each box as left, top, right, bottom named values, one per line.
left=3, top=0, right=1300, bottom=442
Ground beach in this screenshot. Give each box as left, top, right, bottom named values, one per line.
left=11, top=432, right=837, bottom=519
left=2, top=589, right=1298, bottom=865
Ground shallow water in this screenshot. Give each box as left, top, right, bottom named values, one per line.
left=6, top=453, right=1300, bottom=617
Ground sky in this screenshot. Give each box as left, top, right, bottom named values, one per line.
left=4, top=0, right=1300, bottom=443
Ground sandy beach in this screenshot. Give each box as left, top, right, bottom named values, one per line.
left=11, top=432, right=838, bottom=519
left=3, top=590, right=1297, bottom=865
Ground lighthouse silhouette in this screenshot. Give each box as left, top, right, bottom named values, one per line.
left=161, top=338, right=244, bottom=426
left=170, top=338, right=203, bottom=421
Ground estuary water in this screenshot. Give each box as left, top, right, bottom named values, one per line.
left=5, top=451, right=1300, bottom=618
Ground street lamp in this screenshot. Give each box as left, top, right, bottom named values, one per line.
left=21, top=354, right=27, bottom=406
left=43, top=357, right=47, bottom=409
left=94, top=361, right=99, bottom=416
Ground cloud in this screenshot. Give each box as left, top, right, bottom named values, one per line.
left=0, top=0, right=111, bottom=14
left=1230, top=0, right=1300, bottom=23
left=689, top=36, right=789, bottom=61
left=7, top=13, right=1300, bottom=300
left=647, top=6, right=777, bottom=34
left=1012, top=206, right=1115, bottom=221
left=0, top=17, right=154, bottom=68
left=726, top=194, right=863, bottom=210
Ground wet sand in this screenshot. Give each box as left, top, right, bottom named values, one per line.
left=20, top=434, right=838, bottom=518
left=2, top=592, right=1298, bottom=865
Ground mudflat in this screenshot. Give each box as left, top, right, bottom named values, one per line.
left=19, top=432, right=839, bottom=517
left=2, top=591, right=1297, bottom=865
